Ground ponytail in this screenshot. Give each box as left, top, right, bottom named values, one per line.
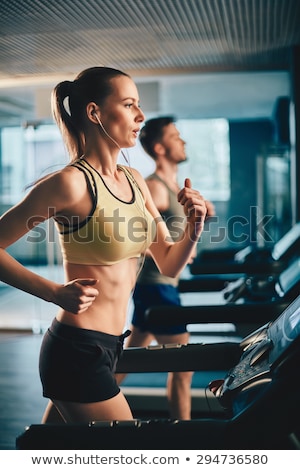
left=51, top=80, right=84, bottom=162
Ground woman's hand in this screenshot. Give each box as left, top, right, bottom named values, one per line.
left=54, top=278, right=99, bottom=314
left=177, top=178, right=207, bottom=235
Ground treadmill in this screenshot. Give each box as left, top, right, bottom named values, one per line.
left=17, top=294, right=300, bottom=450
left=189, top=221, right=300, bottom=277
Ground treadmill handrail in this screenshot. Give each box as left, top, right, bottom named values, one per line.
left=115, top=342, right=241, bottom=373
left=145, top=300, right=290, bottom=327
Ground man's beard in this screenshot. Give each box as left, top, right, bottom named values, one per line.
left=178, top=156, right=188, bottom=164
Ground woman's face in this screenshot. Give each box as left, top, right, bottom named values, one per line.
left=99, top=75, right=145, bottom=149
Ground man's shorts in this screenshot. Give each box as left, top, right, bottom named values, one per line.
left=39, top=318, right=130, bottom=403
left=131, top=283, right=187, bottom=335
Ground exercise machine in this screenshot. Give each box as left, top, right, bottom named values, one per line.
left=16, top=294, right=300, bottom=449
left=190, top=221, right=300, bottom=276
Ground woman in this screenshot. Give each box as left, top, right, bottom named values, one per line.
left=0, top=67, right=207, bottom=423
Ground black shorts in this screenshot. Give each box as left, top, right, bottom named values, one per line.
left=39, top=318, right=130, bottom=403
left=131, top=283, right=187, bottom=335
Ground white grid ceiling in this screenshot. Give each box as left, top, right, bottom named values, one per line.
left=0, top=0, right=299, bottom=80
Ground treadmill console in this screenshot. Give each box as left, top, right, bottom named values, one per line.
left=219, top=295, right=300, bottom=411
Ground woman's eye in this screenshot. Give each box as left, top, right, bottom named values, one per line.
left=125, top=103, right=133, bottom=108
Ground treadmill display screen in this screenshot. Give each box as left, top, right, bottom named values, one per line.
left=220, top=295, right=300, bottom=396
left=269, top=296, right=300, bottom=364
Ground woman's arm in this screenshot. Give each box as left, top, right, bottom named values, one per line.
left=132, top=170, right=207, bottom=278
left=0, top=169, right=99, bottom=313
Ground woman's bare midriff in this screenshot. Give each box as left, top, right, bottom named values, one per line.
left=55, top=257, right=140, bottom=335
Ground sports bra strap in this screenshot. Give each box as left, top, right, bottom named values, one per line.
left=55, top=161, right=98, bottom=231
left=71, top=161, right=98, bottom=203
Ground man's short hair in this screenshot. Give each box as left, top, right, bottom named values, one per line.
left=139, top=116, right=176, bottom=159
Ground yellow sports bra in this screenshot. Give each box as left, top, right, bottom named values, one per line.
left=55, top=159, right=156, bottom=265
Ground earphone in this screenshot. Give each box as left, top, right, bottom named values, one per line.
left=92, top=111, right=131, bottom=167
left=93, top=112, right=120, bottom=148
left=92, top=111, right=103, bottom=127
left=91, top=108, right=148, bottom=276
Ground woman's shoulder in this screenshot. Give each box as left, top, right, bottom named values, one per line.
left=32, top=164, right=88, bottom=203
left=52, top=162, right=86, bottom=180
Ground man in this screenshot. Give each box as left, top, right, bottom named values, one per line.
left=117, top=116, right=215, bottom=420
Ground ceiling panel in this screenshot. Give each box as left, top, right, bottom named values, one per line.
left=0, top=0, right=299, bottom=125
left=1, top=0, right=299, bottom=80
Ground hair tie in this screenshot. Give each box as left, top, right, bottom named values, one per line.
left=62, top=81, right=74, bottom=116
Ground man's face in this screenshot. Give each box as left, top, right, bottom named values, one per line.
left=160, top=123, right=186, bottom=164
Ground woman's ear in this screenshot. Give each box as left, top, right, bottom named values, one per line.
left=86, top=102, right=101, bottom=123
